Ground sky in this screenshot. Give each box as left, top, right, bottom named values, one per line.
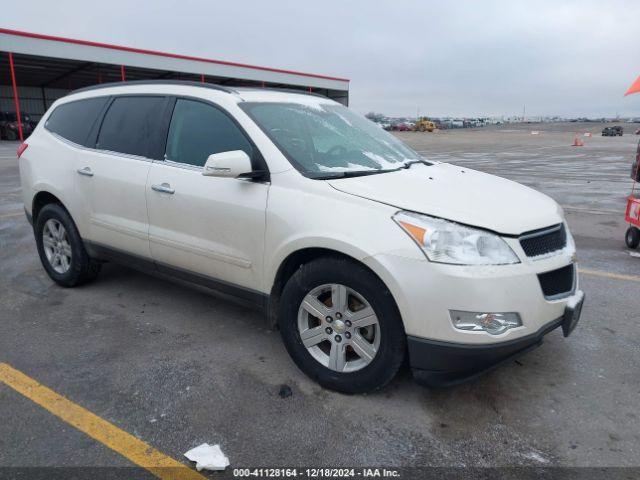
left=4, top=0, right=640, bottom=118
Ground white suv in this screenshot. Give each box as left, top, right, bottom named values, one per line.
left=18, top=81, right=584, bottom=392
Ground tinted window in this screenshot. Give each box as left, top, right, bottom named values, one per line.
left=45, top=97, right=109, bottom=146
left=165, top=99, right=253, bottom=167
left=97, top=96, right=167, bottom=158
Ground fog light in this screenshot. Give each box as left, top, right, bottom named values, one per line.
left=449, top=311, right=522, bottom=335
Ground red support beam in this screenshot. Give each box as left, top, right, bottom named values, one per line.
left=8, top=52, right=24, bottom=142
left=201, top=74, right=205, bottom=84
left=120, top=65, right=126, bottom=81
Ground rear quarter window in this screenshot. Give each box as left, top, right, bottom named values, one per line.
left=45, top=97, right=109, bottom=146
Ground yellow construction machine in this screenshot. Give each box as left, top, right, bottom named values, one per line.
left=414, top=117, right=436, bottom=132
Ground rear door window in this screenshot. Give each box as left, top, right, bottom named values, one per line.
left=165, top=99, right=253, bottom=167
left=45, top=97, right=109, bottom=146
left=96, top=96, right=167, bottom=158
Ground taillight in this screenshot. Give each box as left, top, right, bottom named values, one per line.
left=17, top=142, right=28, bottom=158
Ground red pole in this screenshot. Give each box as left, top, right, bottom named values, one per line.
left=308, top=86, right=312, bottom=93
left=8, top=52, right=24, bottom=142
left=120, top=65, right=126, bottom=81
left=262, top=81, right=265, bottom=88
left=200, top=74, right=205, bottom=83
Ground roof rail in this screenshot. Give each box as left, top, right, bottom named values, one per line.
left=71, top=79, right=238, bottom=95
left=236, top=86, right=329, bottom=99
left=70, top=80, right=332, bottom=101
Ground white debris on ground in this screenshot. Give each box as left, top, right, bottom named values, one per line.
left=522, top=451, right=550, bottom=464
left=184, top=443, right=230, bottom=471
left=629, top=251, right=640, bottom=258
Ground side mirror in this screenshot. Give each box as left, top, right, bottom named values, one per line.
left=202, top=150, right=253, bottom=178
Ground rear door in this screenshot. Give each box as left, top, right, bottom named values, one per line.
left=146, top=97, right=269, bottom=295
left=41, top=96, right=110, bottom=234
left=75, top=95, right=171, bottom=259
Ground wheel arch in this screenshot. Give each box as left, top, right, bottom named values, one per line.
left=32, top=190, right=69, bottom=223
left=267, top=245, right=398, bottom=329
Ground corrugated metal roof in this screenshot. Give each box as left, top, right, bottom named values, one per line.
left=0, top=28, right=349, bottom=92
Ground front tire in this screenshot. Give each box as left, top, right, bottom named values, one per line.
left=279, top=257, right=406, bottom=393
left=34, top=203, right=101, bottom=287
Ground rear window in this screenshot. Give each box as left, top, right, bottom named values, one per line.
left=45, top=97, right=109, bottom=146
left=96, top=96, right=167, bottom=158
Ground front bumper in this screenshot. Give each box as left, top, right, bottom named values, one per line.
left=408, top=290, right=584, bottom=387
left=364, top=245, right=579, bottom=344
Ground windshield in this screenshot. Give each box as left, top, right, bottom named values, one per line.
left=240, top=102, right=424, bottom=178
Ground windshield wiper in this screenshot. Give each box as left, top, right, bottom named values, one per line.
left=310, top=160, right=432, bottom=180
left=402, top=159, right=431, bottom=169
left=310, top=168, right=400, bottom=180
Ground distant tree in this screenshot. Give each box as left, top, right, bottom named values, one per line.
left=365, top=112, right=385, bottom=122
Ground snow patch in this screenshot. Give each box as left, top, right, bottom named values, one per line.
left=566, top=290, right=584, bottom=309
left=316, top=162, right=376, bottom=172
left=523, top=451, right=550, bottom=464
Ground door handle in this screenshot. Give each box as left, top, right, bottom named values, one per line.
left=151, top=183, right=175, bottom=194
left=77, top=167, right=94, bottom=177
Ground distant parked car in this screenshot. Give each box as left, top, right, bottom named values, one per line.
left=394, top=123, right=412, bottom=131
left=0, top=111, right=34, bottom=140
left=602, top=126, right=623, bottom=137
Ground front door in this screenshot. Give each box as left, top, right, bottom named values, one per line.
left=146, top=98, right=269, bottom=294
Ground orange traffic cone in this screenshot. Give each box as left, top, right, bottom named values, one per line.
left=572, top=135, right=584, bottom=147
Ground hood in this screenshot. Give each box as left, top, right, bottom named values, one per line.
left=327, top=163, right=563, bottom=235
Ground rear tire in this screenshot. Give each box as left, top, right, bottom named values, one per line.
left=34, top=203, right=101, bottom=287
left=626, top=227, right=640, bottom=249
left=278, top=256, right=406, bottom=393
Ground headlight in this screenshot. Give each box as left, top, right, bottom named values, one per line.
left=393, top=211, right=520, bottom=265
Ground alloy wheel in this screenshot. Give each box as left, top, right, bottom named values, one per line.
left=297, top=283, right=380, bottom=373
left=42, top=218, right=72, bottom=274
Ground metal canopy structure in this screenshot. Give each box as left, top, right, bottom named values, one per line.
left=0, top=28, right=350, bottom=140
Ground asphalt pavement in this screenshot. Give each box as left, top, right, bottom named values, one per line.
left=1, top=123, right=639, bottom=476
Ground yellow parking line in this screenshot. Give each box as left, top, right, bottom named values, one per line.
left=563, top=205, right=619, bottom=215
left=0, top=211, right=23, bottom=219
left=579, top=268, right=640, bottom=283
left=0, top=363, right=206, bottom=480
